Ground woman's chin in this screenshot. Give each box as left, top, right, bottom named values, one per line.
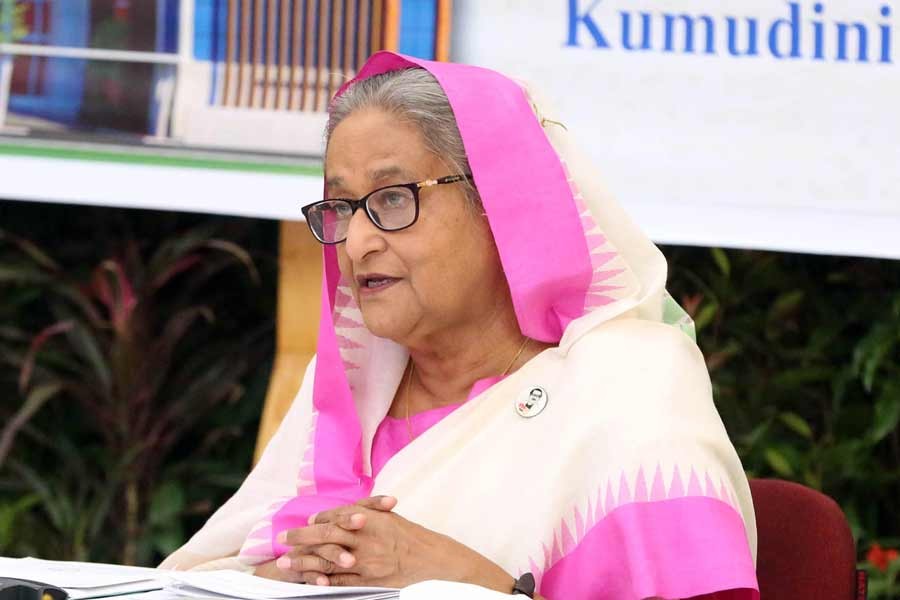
left=359, top=312, right=412, bottom=341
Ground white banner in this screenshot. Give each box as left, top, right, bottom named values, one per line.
left=0, top=153, right=320, bottom=222
left=451, top=0, right=900, bottom=259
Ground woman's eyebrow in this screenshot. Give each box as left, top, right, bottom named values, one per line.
left=325, top=166, right=410, bottom=195
left=368, top=166, right=408, bottom=183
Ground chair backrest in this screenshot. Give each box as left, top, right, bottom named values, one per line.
left=750, top=478, right=865, bottom=600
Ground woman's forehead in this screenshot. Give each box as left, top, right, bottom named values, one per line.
left=325, top=112, right=438, bottom=190
left=325, top=165, right=415, bottom=192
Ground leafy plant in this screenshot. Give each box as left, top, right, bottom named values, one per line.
left=665, top=246, right=900, bottom=598
left=0, top=493, right=38, bottom=554
left=0, top=208, right=275, bottom=565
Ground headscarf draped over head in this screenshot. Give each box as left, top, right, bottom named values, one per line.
left=238, top=51, right=696, bottom=562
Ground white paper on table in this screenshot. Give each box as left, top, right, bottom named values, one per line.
left=89, top=591, right=230, bottom=600
left=0, top=558, right=400, bottom=600
left=166, top=570, right=399, bottom=600
left=0, top=557, right=162, bottom=588
left=66, top=581, right=168, bottom=600
left=101, top=592, right=185, bottom=600
left=399, top=581, right=514, bottom=599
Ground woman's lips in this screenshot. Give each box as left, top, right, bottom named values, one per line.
left=356, top=275, right=400, bottom=295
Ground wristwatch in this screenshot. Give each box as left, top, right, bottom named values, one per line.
left=512, top=573, right=536, bottom=598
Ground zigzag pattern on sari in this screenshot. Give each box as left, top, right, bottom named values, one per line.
left=238, top=276, right=374, bottom=566
left=526, top=464, right=757, bottom=599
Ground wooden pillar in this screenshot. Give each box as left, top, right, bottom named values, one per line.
left=434, top=0, right=453, bottom=62
left=254, top=220, right=322, bottom=462
left=383, top=0, right=400, bottom=51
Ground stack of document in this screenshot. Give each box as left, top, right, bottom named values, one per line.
left=0, top=557, right=398, bottom=600
left=0, top=558, right=162, bottom=599
left=169, top=570, right=397, bottom=600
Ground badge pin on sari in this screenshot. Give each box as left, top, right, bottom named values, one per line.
left=516, top=386, right=549, bottom=418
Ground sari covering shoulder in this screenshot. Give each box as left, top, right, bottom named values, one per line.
left=369, top=318, right=757, bottom=599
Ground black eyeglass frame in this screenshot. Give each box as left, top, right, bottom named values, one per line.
left=301, top=174, right=473, bottom=244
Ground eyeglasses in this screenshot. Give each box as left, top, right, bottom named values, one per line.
left=301, top=174, right=473, bottom=244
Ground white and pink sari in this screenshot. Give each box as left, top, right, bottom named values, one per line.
left=162, top=52, right=759, bottom=600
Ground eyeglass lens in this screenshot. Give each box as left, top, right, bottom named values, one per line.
left=308, top=186, right=417, bottom=243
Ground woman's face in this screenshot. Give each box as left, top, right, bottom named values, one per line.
left=326, top=108, right=509, bottom=345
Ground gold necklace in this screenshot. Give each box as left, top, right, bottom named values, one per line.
left=404, top=337, right=531, bottom=443
left=404, top=362, right=416, bottom=443
left=501, top=337, right=531, bottom=378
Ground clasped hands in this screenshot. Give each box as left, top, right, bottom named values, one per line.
left=254, top=495, right=514, bottom=593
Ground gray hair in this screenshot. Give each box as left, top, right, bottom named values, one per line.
left=326, top=68, right=480, bottom=206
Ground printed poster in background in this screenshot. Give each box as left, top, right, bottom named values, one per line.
left=0, top=0, right=399, bottom=155
left=0, top=0, right=439, bottom=218
left=0, top=0, right=326, bottom=218
left=451, top=0, right=900, bottom=259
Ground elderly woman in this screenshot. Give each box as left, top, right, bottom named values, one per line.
left=161, top=52, right=758, bottom=600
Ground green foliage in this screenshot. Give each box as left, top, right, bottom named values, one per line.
left=666, top=246, right=900, bottom=597
left=867, top=555, right=900, bottom=599
left=0, top=203, right=276, bottom=566
left=861, top=543, right=900, bottom=597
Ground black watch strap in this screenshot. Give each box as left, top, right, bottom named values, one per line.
left=512, top=573, right=536, bottom=597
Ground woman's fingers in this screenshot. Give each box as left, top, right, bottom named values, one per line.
left=309, top=543, right=356, bottom=569
left=280, top=522, right=358, bottom=548
left=300, top=571, right=331, bottom=586
left=275, top=546, right=356, bottom=576
left=356, top=495, right=397, bottom=512
left=322, top=511, right=367, bottom=530
left=320, top=573, right=366, bottom=588
left=310, top=509, right=367, bottom=530
left=309, top=496, right=396, bottom=526
left=253, top=559, right=305, bottom=582
left=307, top=506, right=354, bottom=526
left=277, top=553, right=337, bottom=575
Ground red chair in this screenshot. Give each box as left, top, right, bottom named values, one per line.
left=750, top=478, right=867, bottom=600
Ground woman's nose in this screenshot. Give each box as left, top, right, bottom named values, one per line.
left=343, top=208, right=386, bottom=261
